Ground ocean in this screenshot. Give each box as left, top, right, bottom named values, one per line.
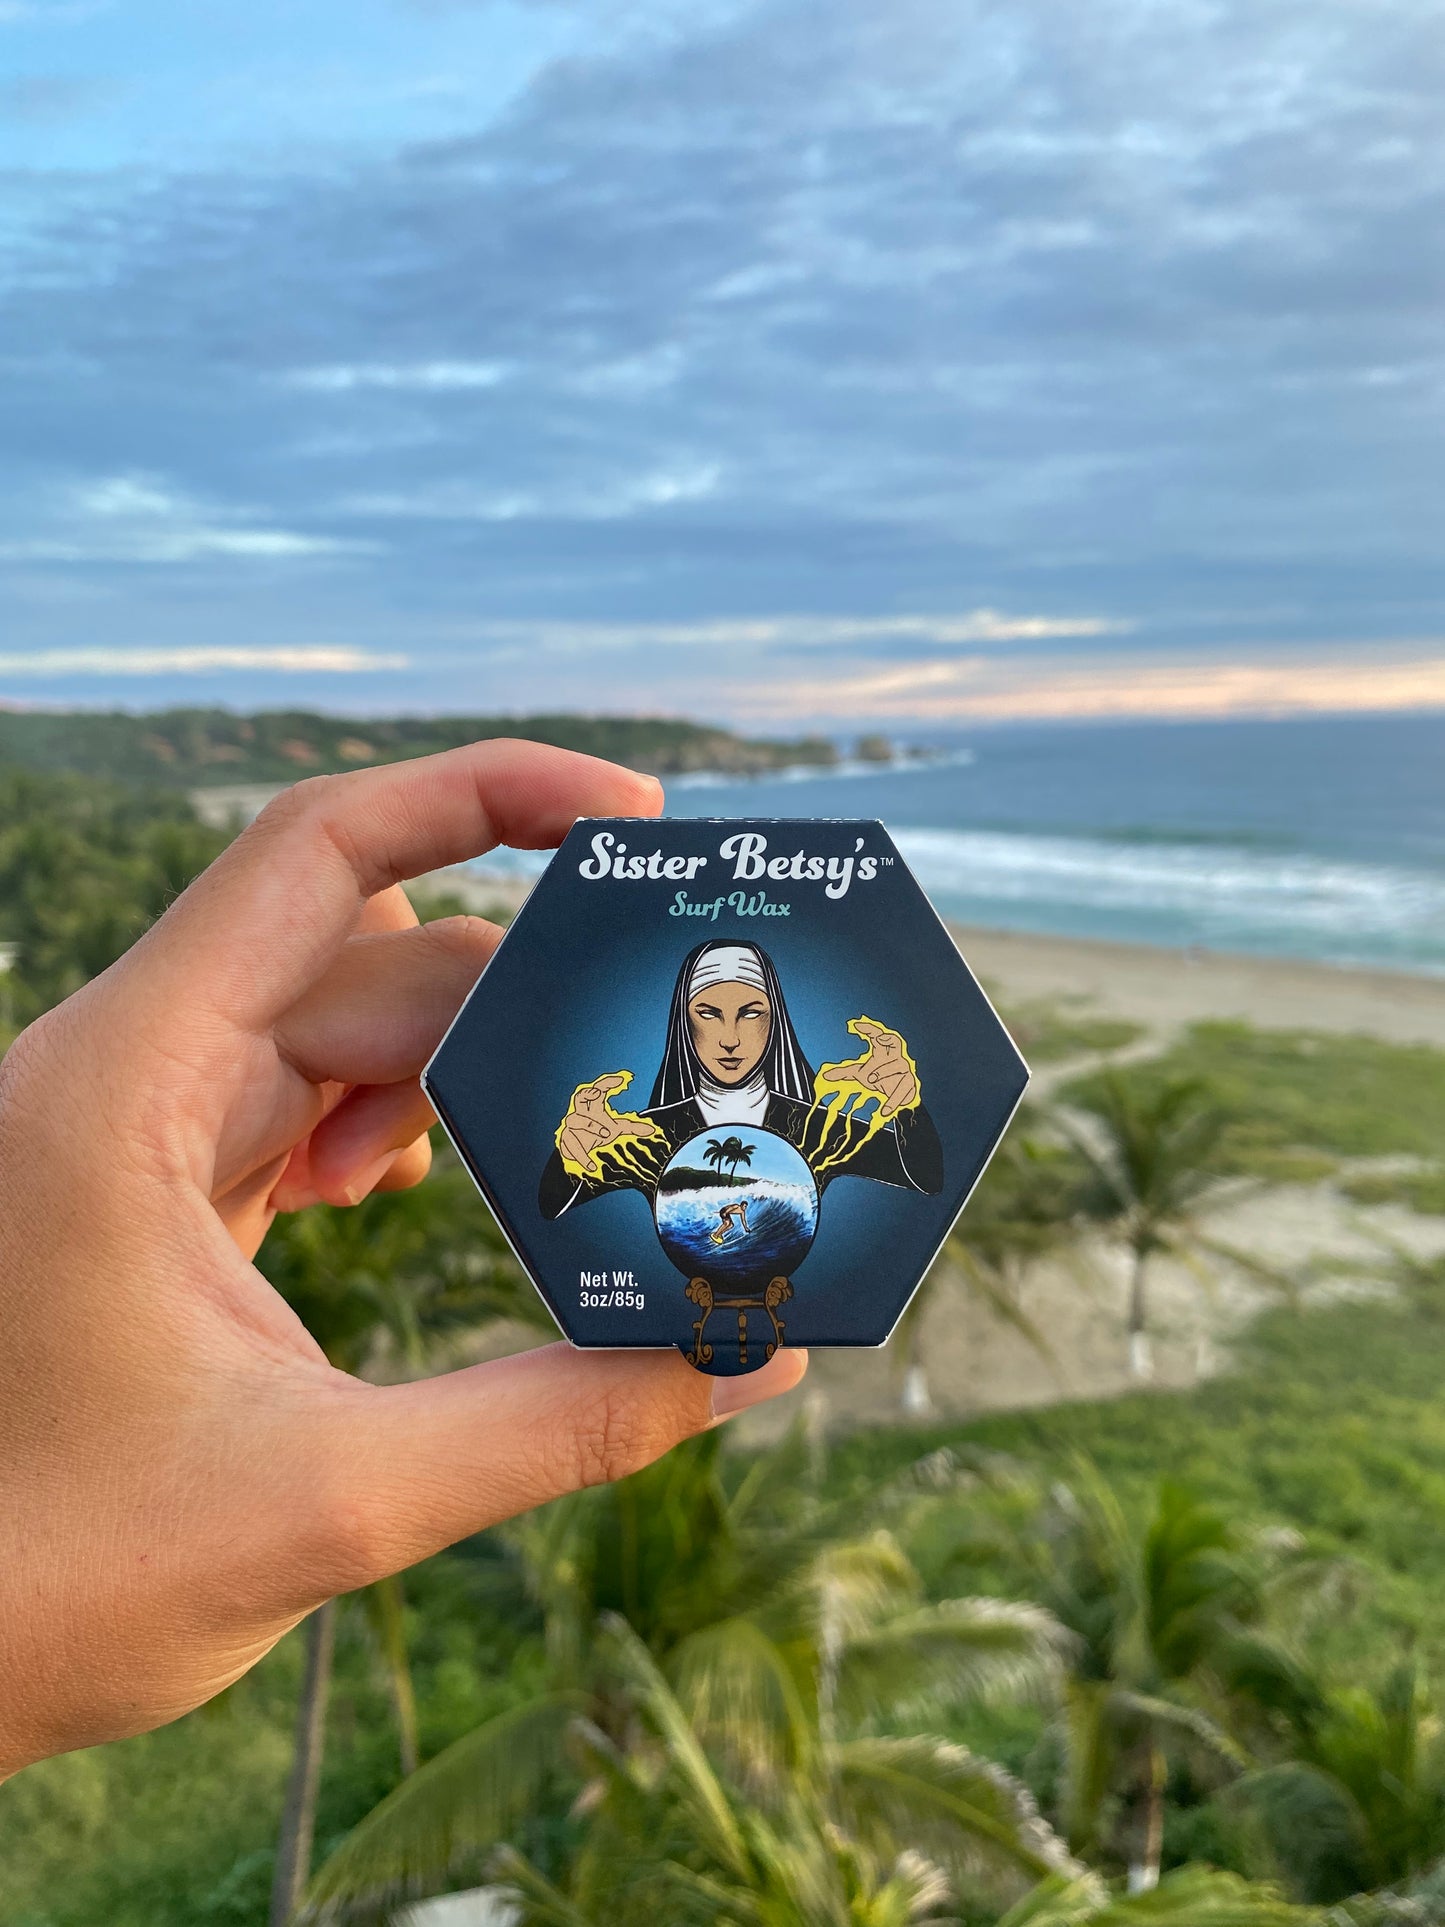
left=479, top=713, right=1445, bottom=976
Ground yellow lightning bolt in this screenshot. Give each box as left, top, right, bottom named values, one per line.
left=803, top=1015, right=921, bottom=1177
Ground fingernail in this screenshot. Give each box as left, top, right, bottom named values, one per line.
left=340, top=1153, right=396, bottom=1205
left=710, top=1348, right=809, bottom=1421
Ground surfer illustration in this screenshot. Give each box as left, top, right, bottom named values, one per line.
left=709, top=1198, right=751, bottom=1246
left=539, top=938, right=943, bottom=1219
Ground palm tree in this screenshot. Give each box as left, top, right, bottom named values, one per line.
left=302, top=1602, right=1072, bottom=1924
left=257, top=1158, right=553, bottom=1926
left=298, top=1426, right=1073, bottom=1920
left=727, top=1140, right=756, bottom=1181
left=1236, top=1661, right=1445, bottom=1902
left=1063, top=1072, right=1232, bottom=1380
left=996, top=1865, right=1312, bottom=1927
left=1024, top=1470, right=1319, bottom=1895
left=899, top=1133, right=1083, bottom=1417
left=701, top=1137, right=755, bottom=1182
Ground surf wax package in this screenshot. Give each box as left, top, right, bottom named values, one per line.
left=423, top=818, right=1029, bottom=1377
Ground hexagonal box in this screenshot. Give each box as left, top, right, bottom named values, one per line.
left=424, top=818, right=1028, bottom=1376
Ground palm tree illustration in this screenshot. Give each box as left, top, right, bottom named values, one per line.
left=702, top=1135, right=756, bottom=1180
left=726, top=1138, right=756, bottom=1180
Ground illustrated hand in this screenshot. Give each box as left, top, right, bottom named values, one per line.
left=818, top=1016, right=921, bottom=1120
left=557, top=1071, right=660, bottom=1178
left=0, top=741, right=806, bottom=1779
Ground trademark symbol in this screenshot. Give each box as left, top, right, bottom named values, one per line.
left=879, top=856, right=895, bottom=866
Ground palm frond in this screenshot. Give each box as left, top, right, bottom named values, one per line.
left=595, top=1613, right=752, bottom=1883
left=1000, top=1866, right=1315, bottom=1927
left=668, top=1615, right=816, bottom=1792
left=834, top=1733, right=1079, bottom=1886
left=838, top=1596, right=1072, bottom=1721
left=298, top=1692, right=582, bottom=1922
left=1108, top=1687, right=1250, bottom=1775
left=1229, top=1761, right=1370, bottom=1896
left=996, top=1872, right=1113, bottom=1927
left=1061, top=1681, right=1117, bottom=1861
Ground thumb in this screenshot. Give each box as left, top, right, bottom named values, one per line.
left=309, top=1343, right=809, bottom=1592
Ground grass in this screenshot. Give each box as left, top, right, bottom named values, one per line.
left=833, top=1288, right=1445, bottom=1680
left=1065, top=1020, right=1445, bottom=1162
left=994, top=994, right=1147, bottom=1064
left=1339, top=1165, right=1445, bottom=1216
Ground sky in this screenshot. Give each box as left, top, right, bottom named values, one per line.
left=2, top=0, right=1444, bottom=728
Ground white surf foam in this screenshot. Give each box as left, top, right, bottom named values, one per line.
left=892, top=826, right=1445, bottom=958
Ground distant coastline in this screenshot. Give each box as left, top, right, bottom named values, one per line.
left=0, top=705, right=859, bottom=791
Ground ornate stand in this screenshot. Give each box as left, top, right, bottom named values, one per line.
left=685, top=1276, right=793, bottom=1370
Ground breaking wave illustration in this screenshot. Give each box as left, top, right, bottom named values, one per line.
left=655, top=1176, right=818, bottom=1288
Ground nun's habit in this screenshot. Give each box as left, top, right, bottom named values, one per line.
left=538, top=939, right=943, bottom=1220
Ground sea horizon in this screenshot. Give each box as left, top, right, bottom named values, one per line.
left=469, top=711, right=1445, bottom=979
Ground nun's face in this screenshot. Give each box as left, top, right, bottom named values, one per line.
left=688, top=980, right=772, bottom=1085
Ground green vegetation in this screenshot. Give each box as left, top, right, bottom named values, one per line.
left=0, top=707, right=838, bottom=790
left=1067, top=1022, right=1445, bottom=1168
left=998, top=996, right=1147, bottom=1065
left=1339, top=1167, right=1445, bottom=1216
left=5, top=763, right=1445, bottom=1925
left=0, top=769, right=229, bottom=1033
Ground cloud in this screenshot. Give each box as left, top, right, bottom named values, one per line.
left=746, top=648, right=1445, bottom=724
left=447, top=610, right=1127, bottom=651
left=1, top=0, right=1443, bottom=704
left=338, top=461, right=723, bottom=521
left=282, top=360, right=511, bottom=392
left=0, top=473, right=372, bottom=566
left=0, top=646, right=409, bottom=675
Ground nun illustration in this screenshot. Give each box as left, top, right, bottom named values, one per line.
left=539, top=938, right=943, bottom=1220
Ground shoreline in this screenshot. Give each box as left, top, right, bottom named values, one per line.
left=422, top=864, right=1445, bottom=1048
left=950, top=921, right=1445, bottom=1049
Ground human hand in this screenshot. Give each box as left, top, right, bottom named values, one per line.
left=0, top=741, right=806, bottom=1778
left=556, top=1070, right=660, bottom=1178
left=817, top=1016, right=921, bottom=1120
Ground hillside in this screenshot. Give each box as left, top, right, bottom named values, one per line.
left=0, top=708, right=838, bottom=789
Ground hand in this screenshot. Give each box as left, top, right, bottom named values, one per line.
left=0, top=740, right=806, bottom=1778
left=817, top=1016, right=921, bottom=1120
left=557, top=1071, right=660, bottom=1178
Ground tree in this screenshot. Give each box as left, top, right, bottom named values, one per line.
left=257, top=1162, right=551, bottom=1925
left=1236, top=1661, right=1445, bottom=1902
left=702, top=1137, right=756, bottom=1182
left=727, top=1140, right=756, bottom=1180
left=0, top=768, right=228, bottom=1029
left=301, top=1603, right=1071, bottom=1925
left=298, top=1429, right=1073, bottom=1920
left=898, top=1134, right=1082, bottom=1416
left=1023, top=1472, right=1317, bottom=1895
left=996, top=1865, right=1314, bottom=1927
left=1063, top=1073, right=1232, bottom=1381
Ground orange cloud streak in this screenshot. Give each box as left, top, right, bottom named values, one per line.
left=746, top=649, right=1445, bottom=723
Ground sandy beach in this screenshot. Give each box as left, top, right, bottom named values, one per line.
left=954, top=922, right=1445, bottom=1053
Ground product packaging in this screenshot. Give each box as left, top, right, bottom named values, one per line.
left=424, top=818, right=1028, bottom=1376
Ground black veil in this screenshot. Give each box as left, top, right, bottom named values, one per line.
left=648, top=940, right=815, bottom=1110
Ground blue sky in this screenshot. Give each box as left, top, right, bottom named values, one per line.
left=2, top=0, right=1444, bottom=727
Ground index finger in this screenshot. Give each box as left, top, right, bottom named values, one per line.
left=130, top=740, right=662, bottom=1030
